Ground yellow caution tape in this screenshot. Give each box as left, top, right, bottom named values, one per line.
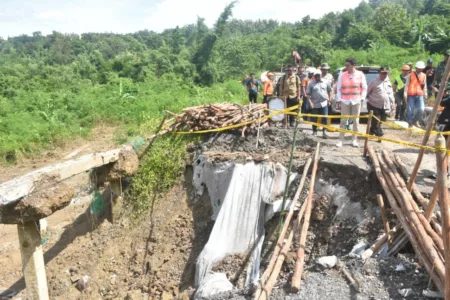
left=174, top=104, right=300, bottom=134
left=299, top=118, right=450, bottom=154
left=284, top=112, right=370, bottom=119
left=371, top=115, right=450, bottom=136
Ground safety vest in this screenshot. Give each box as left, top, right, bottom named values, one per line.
left=395, top=75, right=405, bottom=90
left=407, top=72, right=426, bottom=96
left=340, top=70, right=364, bottom=101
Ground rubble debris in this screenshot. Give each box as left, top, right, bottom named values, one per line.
left=316, top=256, right=337, bottom=269
left=398, top=288, right=413, bottom=297
left=75, top=275, right=90, bottom=292
left=423, top=289, right=444, bottom=298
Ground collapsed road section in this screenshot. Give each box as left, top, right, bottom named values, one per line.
left=0, top=103, right=447, bottom=300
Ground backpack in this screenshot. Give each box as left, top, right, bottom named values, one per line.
left=276, top=74, right=301, bottom=95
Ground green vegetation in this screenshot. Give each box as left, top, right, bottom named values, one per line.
left=1, top=0, right=450, bottom=162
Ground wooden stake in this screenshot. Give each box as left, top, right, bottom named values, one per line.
left=254, top=158, right=312, bottom=300
left=364, top=110, right=374, bottom=157
left=407, top=58, right=450, bottom=191
left=376, top=194, right=391, bottom=242
left=435, top=133, right=450, bottom=299
left=17, top=221, right=49, bottom=300
left=291, top=143, right=321, bottom=292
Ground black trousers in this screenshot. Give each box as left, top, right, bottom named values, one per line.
left=287, top=97, right=299, bottom=125
left=367, top=103, right=386, bottom=136
left=249, top=92, right=258, bottom=103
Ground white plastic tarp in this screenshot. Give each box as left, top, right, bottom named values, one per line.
left=192, top=156, right=296, bottom=294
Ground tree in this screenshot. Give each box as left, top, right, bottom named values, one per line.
left=372, top=3, right=412, bottom=46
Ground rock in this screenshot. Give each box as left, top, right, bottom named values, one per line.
left=70, top=275, right=81, bottom=283
left=316, top=256, right=337, bottom=269
left=395, top=264, right=405, bottom=272
left=179, top=292, right=190, bottom=300
left=125, top=290, right=143, bottom=300
left=349, top=241, right=367, bottom=257
left=161, top=291, right=173, bottom=300
left=75, top=275, right=89, bottom=292
left=423, top=290, right=444, bottom=298
left=398, top=288, right=413, bottom=297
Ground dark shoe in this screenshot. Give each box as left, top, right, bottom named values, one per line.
left=322, top=129, right=329, bottom=139
left=312, top=131, right=318, bottom=136
left=289, top=123, right=295, bottom=128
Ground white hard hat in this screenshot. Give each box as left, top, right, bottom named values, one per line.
left=314, top=70, right=321, bottom=76
left=307, top=68, right=316, bottom=73
left=415, top=61, right=426, bottom=69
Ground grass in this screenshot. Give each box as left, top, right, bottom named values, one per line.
left=0, top=77, right=248, bottom=164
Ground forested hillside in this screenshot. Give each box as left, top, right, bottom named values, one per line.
left=1, top=0, right=450, bottom=162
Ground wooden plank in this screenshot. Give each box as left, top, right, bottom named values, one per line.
left=110, top=180, right=123, bottom=224
left=18, top=221, right=49, bottom=300
left=0, top=146, right=132, bottom=206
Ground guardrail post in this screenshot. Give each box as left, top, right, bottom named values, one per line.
left=364, top=110, right=374, bottom=156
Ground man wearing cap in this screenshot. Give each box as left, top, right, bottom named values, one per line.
left=336, top=57, right=368, bottom=148
left=279, top=66, right=301, bottom=127
left=393, top=65, right=410, bottom=121
left=435, top=50, right=450, bottom=89
left=366, top=67, right=395, bottom=137
left=404, top=61, right=427, bottom=128
left=321, top=63, right=333, bottom=86
left=424, top=58, right=436, bottom=99
left=307, top=70, right=332, bottom=138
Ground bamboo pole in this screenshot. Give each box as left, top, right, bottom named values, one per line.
left=278, top=111, right=302, bottom=229
left=407, top=58, right=450, bottom=191
left=426, top=185, right=439, bottom=221
left=291, top=143, right=321, bottom=293
left=376, top=194, right=391, bottom=241
left=360, top=225, right=401, bottom=260
left=253, top=158, right=312, bottom=300
left=368, top=146, right=444, bottom=293
left=364, top=110, right=374, bottom=156
left=257, top=219, right=299, bottom=300
left=378, top=152, right=445, bottom=281
left=435, top=133, right=450, bottom=299
left=425, top=136, right=450, bottom=221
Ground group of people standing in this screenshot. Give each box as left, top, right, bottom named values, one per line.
left=246, top=50, right=450, bottom=148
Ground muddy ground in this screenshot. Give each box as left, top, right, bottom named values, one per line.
left=0, top=126, right=442, bottom=300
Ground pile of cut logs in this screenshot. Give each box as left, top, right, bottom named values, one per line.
left=165, top=103, right=267, bottom=134
left=366, top=145, right=445, bottom=293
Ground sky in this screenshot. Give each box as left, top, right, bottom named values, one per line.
left=0, top=0, right=363, bottom=38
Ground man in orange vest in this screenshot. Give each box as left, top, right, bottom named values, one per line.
left=336, top=58, right=368, bottom=148
left=404, top=61, right=427, bottom=128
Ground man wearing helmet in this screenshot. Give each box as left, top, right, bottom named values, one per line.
left=393, top=65, right=410, bottom=121
left=404, top=61, right=427, bottom=128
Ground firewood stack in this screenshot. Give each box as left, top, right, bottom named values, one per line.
left=167, top=103, right=267, bottom=134
left=368, top=146, right=445, bottom=293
